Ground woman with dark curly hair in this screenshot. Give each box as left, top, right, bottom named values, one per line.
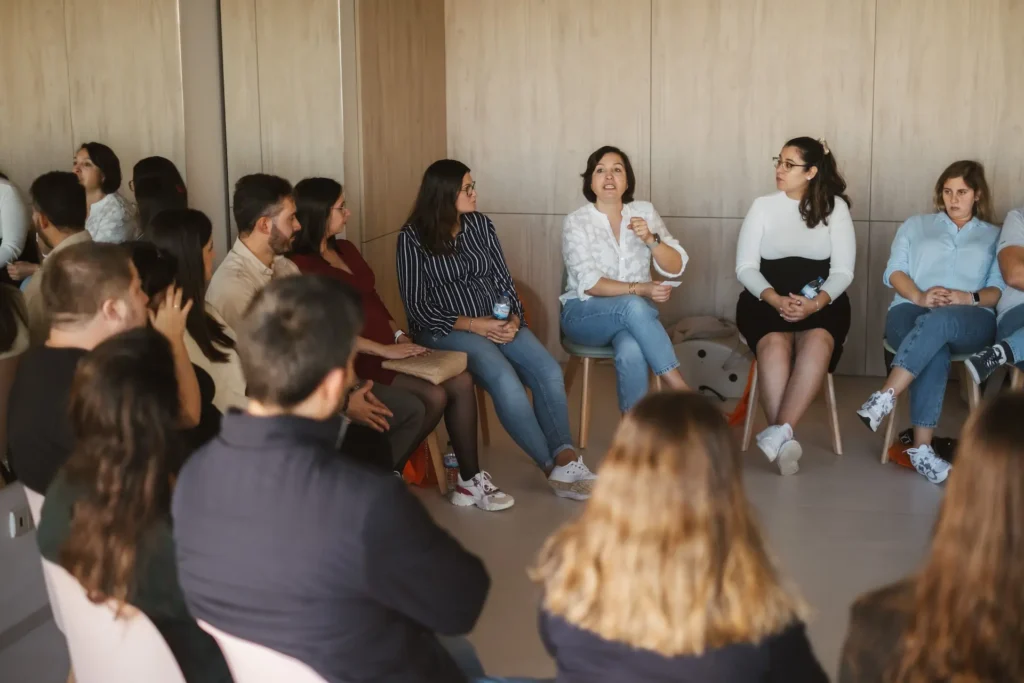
left=35, top=328, right=230, bottom=682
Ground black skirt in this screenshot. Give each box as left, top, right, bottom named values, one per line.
left=736, top=257, right=851, bottom=372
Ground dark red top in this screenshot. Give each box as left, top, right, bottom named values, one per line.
left=289, top=239, right=397, bottom=384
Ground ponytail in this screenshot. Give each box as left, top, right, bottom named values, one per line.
left=785, top=137, right=851, bottom=229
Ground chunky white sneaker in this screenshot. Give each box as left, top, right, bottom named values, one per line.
left=548, top=457, right=597, bottom=501
left=449, top=471, right=515, bottom=511
left=908, top=444, right=951, bottom=484
left=857, top=389, right=895, bottom=432
left=756, top=424, right=801, bottom=476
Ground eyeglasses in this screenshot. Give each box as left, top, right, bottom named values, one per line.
left=332, top=201, right=347, bottom=212
left=773, top=156, right=808, bottom=172
left=460, top=182, right=477, bottom=195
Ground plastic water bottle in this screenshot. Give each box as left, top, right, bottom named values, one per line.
left=443, top=450, right=460, bottom=489
left=800, top=277, right=825, bottom=299
left=492, top=294, right=511, bottom=321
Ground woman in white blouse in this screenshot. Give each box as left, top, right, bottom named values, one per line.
left=735, top=137, right=855, bottom=476
left=561, top=145, right=690, bottom=413
left=0, top=173, right=28, bottom=275
left=74, top=142, right=137, bottom=243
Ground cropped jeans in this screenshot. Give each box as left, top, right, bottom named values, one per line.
left=885, top=303, right=996, bottom=428
left=416, top=328, right=574, bottom=470
left=560, top=295, right=679, bottom=412
left=997, top=304, right=1024, bottom=367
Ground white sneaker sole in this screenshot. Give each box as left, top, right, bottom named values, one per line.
left=776, top=440, right=802, bottom=476
left=756, top=438, right=781, bottom=463
left=549, top=479, right=593, bottom=501
left=449, top=489, right=515, bottom=511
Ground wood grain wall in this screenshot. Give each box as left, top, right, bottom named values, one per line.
left=446, top=0, right=1024, bottom=375
left=0, top=0, right=185, bottom=202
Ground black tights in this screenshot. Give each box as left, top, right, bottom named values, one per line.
left=390, top=371, right=480, bottom=480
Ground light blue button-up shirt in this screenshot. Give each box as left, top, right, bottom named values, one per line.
left=884, top=212, right=1004, bottom=310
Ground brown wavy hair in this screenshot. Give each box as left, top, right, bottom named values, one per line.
left=784, top=137, right=851, bottom=228
left=531, top=392, right=805, bottom=656
left=932, top=160, right=994, bottom=224
left=891, top=393, right=1024, bottom=682
left=59, top=327, right=181, bottom=611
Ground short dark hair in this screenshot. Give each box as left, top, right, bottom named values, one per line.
left=80, top=142, right=122, bottom=194
left=292, top=177, right=343, bottom=255
left=30, top=171, right=87, bottom=230
left=42, top=242, right=134, bottom=324
left=135, top=175, right=188, bottom=230
left=581, top=145, right=636, bottom=203
left=232, top=174, right=293, bottom=236
left=235, top=275, right=363, bottom=408
left=144, top=209, right=235, bottom=363
left=405, top=159, right=471, bottom=255
left=132, top=156, right=185, bottom=190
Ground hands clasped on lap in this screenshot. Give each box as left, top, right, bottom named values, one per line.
left=915, top=286, right=972, bottom=308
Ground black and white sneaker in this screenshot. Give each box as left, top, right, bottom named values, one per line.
left=964, top=345, right=1008, bottom=384
left=857, top=389, right=895, bottom=432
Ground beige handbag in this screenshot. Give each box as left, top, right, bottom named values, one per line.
left=382, top=350, right=468, bottom=385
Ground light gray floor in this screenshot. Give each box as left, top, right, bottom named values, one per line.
left=0, top=371, right=960, bottom=682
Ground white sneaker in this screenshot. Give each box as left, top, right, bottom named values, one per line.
left=449, top=471, right=515, bottom=511
left=756, top=424, right=802, bottom=476
left=548, top=456, right=597, bottom=501
left=908, top=444, right=951, bottom=485
left=857, top=389, right=895, bottom=432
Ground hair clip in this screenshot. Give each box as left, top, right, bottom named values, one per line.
left=817, top=138, right=831, bottom=156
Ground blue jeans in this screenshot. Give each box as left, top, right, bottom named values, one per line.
left=886, top=304, right=996, bottom=428
left=416, top=328, right=574, bottom=470
left=439, top=636, right=551, bottom=683
left=997, top=304, right=1024, bottom=367
left=560, top=295, right=679, bottom=412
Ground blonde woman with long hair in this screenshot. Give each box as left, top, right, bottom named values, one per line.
left=839, top=392, right=1024, bottom=682
left=531, top=392, right=827, bottom=682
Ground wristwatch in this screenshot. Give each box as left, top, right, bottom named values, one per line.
left=648, top=233, right=662, bottom=248
left=394, top=329, right=406, bottom=342
left=972, top=291, right=981, bottom=306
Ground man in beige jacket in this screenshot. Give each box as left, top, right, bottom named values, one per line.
left=22, top=171, right=92, bottom=346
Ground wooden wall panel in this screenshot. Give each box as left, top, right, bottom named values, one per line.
left=871, top=0, right=1024, bottom=223
left=445, top=0, right=652, bottom=216
left=253, top=0, right=345, bottom=185
left=0, top=0, right=73, bottom=192
left=64, top=0, right=185, bottom=199
left=658, top=218, right=744, bottom=324
left=220, top=0, right=263, bottom=192
left=362, top=231, right=406, bottom=329
left=865, top=222, right=902, bottom=377
left=651, top=0, right=875, bottom=220
left=358, top=0, right=447, bottom=240
left=835, top=222, right=871, bottom=376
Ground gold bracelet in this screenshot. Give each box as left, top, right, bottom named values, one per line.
left=629, top=282, right=636, bottom=295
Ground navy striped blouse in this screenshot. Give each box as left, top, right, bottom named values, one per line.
left=396, top=212, right=526, bottom=338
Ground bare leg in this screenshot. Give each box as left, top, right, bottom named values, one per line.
left=658, top=367, right=690, bottom=391
left=776, top=329, right=834, bottom=428
left=912, top=426, right=934, bottom=448
left=880, top=366, right=915, bottom=397
left=755, top=332, right=794, bottom=425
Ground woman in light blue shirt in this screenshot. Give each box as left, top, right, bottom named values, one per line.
left=857, top=161, right=1003, bottom=484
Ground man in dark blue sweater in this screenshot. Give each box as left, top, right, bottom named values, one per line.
left=172, top=275, right=492, bottom=683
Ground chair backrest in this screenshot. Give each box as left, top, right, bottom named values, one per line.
left=40, top=558, right=186, bottom=683
left=198, top=620, right=329, bottom=683
left=23, top=486, right=44, bottom=524
left=23, top=488, right=67, bottom=634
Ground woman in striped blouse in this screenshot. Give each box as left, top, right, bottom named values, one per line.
left=397, top=159, right=597, bottom=501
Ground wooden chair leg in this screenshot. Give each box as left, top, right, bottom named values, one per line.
left=824, top=373, right=842, bottom=456
left=579, top=357, right=592, bottom=450
left=741, top=362, right=759, bottom=452
left=963, top=364, right=982, bottom=410
left=880, top=395, right=898, bottom=464
left=476, top=387, right=490, bottom=447
left=425, top=432, right=447, bottom=494
left=564, top=355, right=581, bottom=393
left=1013, top=367, right=1024, bottom=391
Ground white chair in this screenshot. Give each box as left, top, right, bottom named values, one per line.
left=23, top=487, right=67, bottom=636
left=40, top=558, right=186, bottom=683
left=198, top=619, right=329, bottom=683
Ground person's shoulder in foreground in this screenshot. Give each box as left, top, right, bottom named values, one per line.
left=837, top=578, right=915, bottom=683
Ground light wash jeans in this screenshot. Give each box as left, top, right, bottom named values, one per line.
left=997, top=304, right=1024, bottom=367
left=886, top=304, right=996, bottom=428
left=440, top=636, right=552, bottom=683
left=560, top=295, right=679, bottom=412
left=416, top=328, right=574, bottom=470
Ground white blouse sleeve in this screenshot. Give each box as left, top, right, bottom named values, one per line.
left=562, top=212, right=605, bottom=299
left=649, top=207, right=688, bottom=278
left=820, top=199, right=856, bottom=301
left=0, top=184, right=28, bottom=266
left=735, top=200, right=773, bottom=298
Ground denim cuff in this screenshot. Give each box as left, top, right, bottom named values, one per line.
left=653, top=360, right=681, bottom=376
